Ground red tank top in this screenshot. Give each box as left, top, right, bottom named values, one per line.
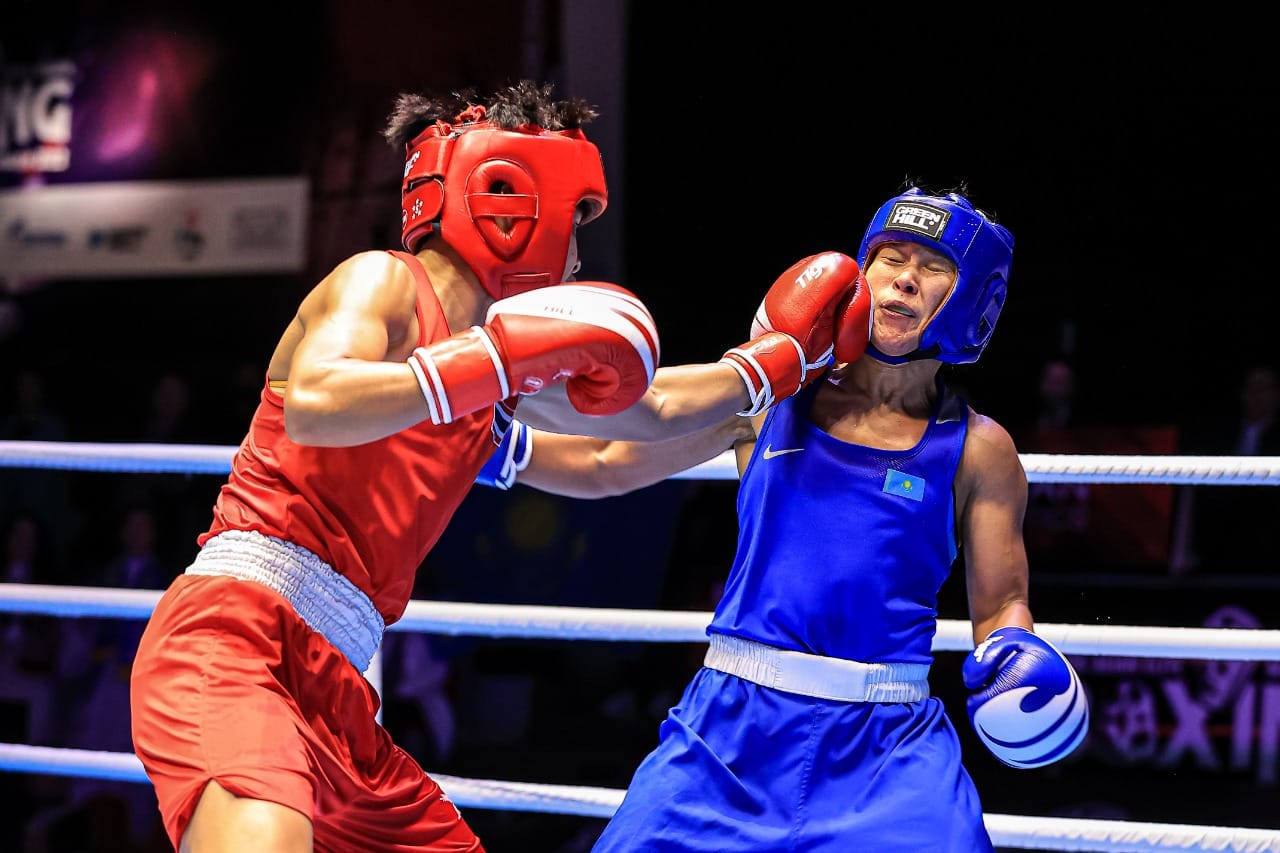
left=201, top=251, right=495, bottom=625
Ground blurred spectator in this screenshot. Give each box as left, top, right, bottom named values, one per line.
left=138, top=372, right=199, bottom=444
left=0, top=297, right=24, bottom=343
left=208, top=359, right=269, bottom=443
left=653, top=480, right=740, bottom=691
left=1171, top=363, right=1280, bottom=575
left=1035, top=358, right=1079, bottom=430
left=0, top=511, right=68, bottom=853
left=60, top=502, right=170, bottom=718
left=110, top=371, right=219, bottom=570
left=35, top=503, right=169, bottom=852
left=1015, top=359, right=1092, bottom=570
left=0, top=368, right=77, bottom=565
left=381, top=630, right=458, bottom=769
left=378, top=549, right=460, bottom=771
left=0, top=510, right=63, bottom=744
left=1016, top=357, right=1181, bottom=571
left=1235, top=365, right=1280, bottom=455
left=0, top=367, right=70, bottom=443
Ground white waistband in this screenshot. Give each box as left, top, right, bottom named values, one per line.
left=704, top=634, right=930, bottom=703
left=186, top=530, right=384, bottom=672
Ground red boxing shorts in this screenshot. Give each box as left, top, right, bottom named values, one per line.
left=130, top=573, right=483, bottom=851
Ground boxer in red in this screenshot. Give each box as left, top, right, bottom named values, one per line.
left=129, top=80, right=864, bottom=852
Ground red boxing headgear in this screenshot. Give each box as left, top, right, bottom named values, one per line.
left=399, top=106, right=608, bottom=300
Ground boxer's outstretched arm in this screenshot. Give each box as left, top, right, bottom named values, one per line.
left=509, top=412, right=753, bottom=498
left=282, top=252, right=659, bottom=447
left=518, top=252, right=867, bottom=441
left=515, top=362, right=749, bottom=441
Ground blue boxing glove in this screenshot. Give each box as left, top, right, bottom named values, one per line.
left=962, top=626, right=1088, bottom=769
left=474, top=412, right=531, bottom=491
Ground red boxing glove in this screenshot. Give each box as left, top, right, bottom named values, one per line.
left=751, top=251, right=861, bottom=375
left=720, top=332, right=806, bottom=417
left=409, top=283, right=660, bottom=424
left=833, top=275, right=873, bottom=364
left=721, top=252, right=862, bottom=417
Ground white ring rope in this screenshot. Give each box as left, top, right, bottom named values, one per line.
left=4, top=582, right=1280, bottom=660
left=3, top=442, right=1280, bottom=851
left=3, top=440, right=1280, bottom=484
left=0, top=743, right=1276, bottom=852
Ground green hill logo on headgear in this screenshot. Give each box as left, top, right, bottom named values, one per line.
left=886, top=203, right=951, bottom=240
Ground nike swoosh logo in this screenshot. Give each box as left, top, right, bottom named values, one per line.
left=762, top=445, right=804, bottom=460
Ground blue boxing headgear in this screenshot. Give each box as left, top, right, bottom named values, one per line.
left=858, top=188, right=1014, bottom=364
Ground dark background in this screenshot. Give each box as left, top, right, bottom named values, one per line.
left=5, top=4, right=1279, bottom=430
left=4, top=3, right=1280, bottom=852
left=619, top=8, right=1280, bottom=426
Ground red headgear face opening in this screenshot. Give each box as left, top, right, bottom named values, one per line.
left=400, top=115, right=607, bottom=300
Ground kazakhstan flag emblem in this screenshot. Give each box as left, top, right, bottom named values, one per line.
left=883, top=469, right=925, bottom=502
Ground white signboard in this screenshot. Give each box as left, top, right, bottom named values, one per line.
left=0, top=176, right=309, bottom=281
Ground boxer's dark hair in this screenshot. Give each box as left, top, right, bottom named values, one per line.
left=383, top=80, right=598, bottom=149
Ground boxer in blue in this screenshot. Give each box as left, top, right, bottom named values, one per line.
left=507, top=185, right=1088, bottom=851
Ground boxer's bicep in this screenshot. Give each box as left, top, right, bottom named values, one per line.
left=293, top=252, right=415, bottom=373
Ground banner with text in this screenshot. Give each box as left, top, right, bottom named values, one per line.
left=0, top=177, right=309, bottom=281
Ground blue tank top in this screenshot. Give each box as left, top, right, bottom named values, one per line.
left=708, top=375, right=969, bottom=665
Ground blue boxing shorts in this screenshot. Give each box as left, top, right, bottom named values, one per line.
left=592, top=667, right=993, bottom=852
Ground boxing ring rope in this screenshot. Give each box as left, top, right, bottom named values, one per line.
left=6, top=582, right=1280, bottom=660
left=4, top=439, right=1280, bottom=484
left=4, top=746, right=1280, bottom=853
left=3, top=441, right=1280, bottom=852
